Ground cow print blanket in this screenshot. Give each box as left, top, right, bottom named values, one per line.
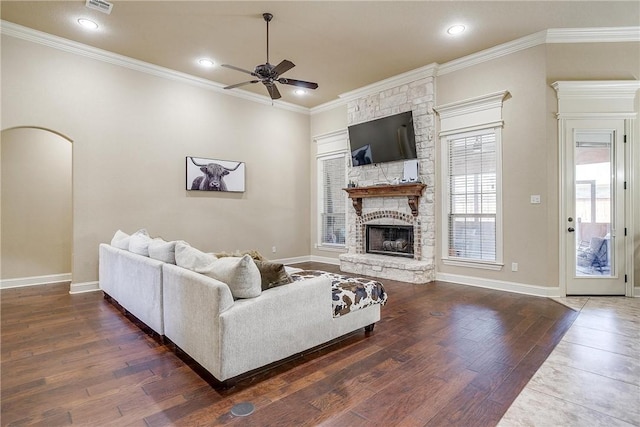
left=290, top=270, right=387, bottom=318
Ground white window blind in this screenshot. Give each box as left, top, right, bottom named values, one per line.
left=447, top=131, right=497, bottom=261
left=319, top=155, right=346, bottom=246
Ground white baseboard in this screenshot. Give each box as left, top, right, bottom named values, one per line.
left=310, top=255, right=341, bottom=266
left=0, top=273, right=72, bottom=289
left=436, top=272, right=562, bottom=298
left=272, top=255, right=341, bottom=266
left=69, top=281, right=100, bottom=294
left=273, top=255, right=312, bottom=265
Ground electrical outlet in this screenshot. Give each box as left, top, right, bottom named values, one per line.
left=511, top=262, right=518, bottom=272
left=530, top=195, right=541, bottom=204
left=272, top=246, right=277, bottom=253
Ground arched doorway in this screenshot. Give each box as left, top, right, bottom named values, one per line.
left=1, top=127, right=73, bottom=287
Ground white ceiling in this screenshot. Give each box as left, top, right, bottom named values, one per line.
left=2, top=1, right=639, bottom=108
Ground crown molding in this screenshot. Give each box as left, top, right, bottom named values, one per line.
left=552, top=80, right=640, bottom=115
left=312, top=128, right=348, bottom=143
left=434, top=90, right=510, bottom=118
left=434, top=90, right=509, bottom=135
left=310, top=97, right=347, bottom=116
left=546, top=26, right=640, bottom=43
left=0, top=20, right=310, bottom=115
left=337, top=63, right=438, bottom=105
left=552, top=80, right=640, bottom=99
left=437, top=31, right=547, bottom=76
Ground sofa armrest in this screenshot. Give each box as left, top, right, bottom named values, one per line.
left=217, top=276, right=333, bottom=380
left=99, top=243, right=120, bottom=297
left=99, top=243, right=165, bottom=334
left=161, top=263, right=235, bottom=379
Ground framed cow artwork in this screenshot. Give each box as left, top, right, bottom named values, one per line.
left=186, top=156, right=246, bottom=192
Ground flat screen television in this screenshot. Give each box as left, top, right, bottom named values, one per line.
left=348, top=111, right=417, bottom=167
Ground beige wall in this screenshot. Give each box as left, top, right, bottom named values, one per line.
left=1, top=35, right=311, bottom=284
left=436, top=45, right=554, bottom=286
left=1, top=128, right=72, bottom=279
left=546, top=42, right=640, bottom=82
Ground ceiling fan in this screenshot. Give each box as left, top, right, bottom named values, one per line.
left=222, top=13, right=319, bottom=100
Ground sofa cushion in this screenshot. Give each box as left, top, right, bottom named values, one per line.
left=148, top=239, right=177, bottom=264
left=208, top=255, right=261, bottom=299
left=254, top=260, right=293, bottom=290
left=128, top=229, right=152, bottom=256
left=175, top=241, right=217, bottom=272
left=111, top=230, right=131, bottom=250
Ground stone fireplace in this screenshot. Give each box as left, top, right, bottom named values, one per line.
left=338, top=71, right=436, bottom=284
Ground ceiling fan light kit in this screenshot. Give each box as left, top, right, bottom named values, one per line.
left=221, top=13, right=318, bottom=100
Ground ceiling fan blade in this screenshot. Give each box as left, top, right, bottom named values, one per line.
left=224, top=80, right=260, bottom=90
left=277, top=78, right=319, bottom=90
left=221, top=64, right=258, bottom=77
left=272, top=60, right=295, bottom=77
left=264, top=83, right=281, bottom=100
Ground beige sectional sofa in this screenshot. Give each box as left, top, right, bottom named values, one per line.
left=99, top=244, right=165, bottom=335
left=98, top=230, right=381, bottom=382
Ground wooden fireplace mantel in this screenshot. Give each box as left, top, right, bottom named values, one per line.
left=343, top=183, right=426, bottom=217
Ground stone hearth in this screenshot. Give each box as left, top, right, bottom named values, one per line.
left=340, top=253, right=433, bottom=284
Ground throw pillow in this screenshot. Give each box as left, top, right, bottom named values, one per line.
left=111, top=230, right=131, bottom=250
left=128, top=229, right=152, bottom=256
left=175, top=241, right=217, bottom=272
left=254, top=260, right=293, bottom=290
left=207, top=255, right=261, bottom=299
left=148, top=239, right=177, bottom=264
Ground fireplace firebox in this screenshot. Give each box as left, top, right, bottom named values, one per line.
left=366, top=225, right=414, bottom=258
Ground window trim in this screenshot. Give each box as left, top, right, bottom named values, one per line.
left=441, top=127, right=503, bottom=269
left=314, top=130, right=349, bottom=251
left=435, top=91, right=508, bottom=270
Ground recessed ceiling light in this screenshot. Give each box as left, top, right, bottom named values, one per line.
left=198, top=58, right=215, bottom=67
left=77, top=18, right=99, bottom=30
left=447, top=25, right=466, bottom=35
left=294, top=89, right=306, bottom=95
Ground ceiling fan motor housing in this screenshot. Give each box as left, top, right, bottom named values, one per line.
left=254, top=63, right=275, bottom=78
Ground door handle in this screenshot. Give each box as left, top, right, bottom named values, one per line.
left=568, top=227, right=575, bottom=232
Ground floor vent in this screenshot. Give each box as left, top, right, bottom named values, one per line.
left=231, top=402, right=255, bottom=417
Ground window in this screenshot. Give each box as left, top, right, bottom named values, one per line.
left=315, top=129, right=349, bottom=250
left=446, top=130, right=498, bottom=262
left=435, top=90, right=507, bottom=269
left=318, top=154, right=346, bottom=247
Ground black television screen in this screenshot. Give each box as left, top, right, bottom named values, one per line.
left=348, top=111, right=417, bottom=167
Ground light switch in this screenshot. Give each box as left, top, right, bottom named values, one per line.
left=530, top=195, right=541, bottom=204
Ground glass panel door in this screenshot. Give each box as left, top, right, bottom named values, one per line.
left=565, top=120, right=626, bottom=295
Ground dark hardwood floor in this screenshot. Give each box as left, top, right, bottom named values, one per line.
left=1, top=262, right=578, bottom=426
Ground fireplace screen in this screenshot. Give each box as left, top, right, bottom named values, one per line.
left=366, top=225, right=414, bottom=258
